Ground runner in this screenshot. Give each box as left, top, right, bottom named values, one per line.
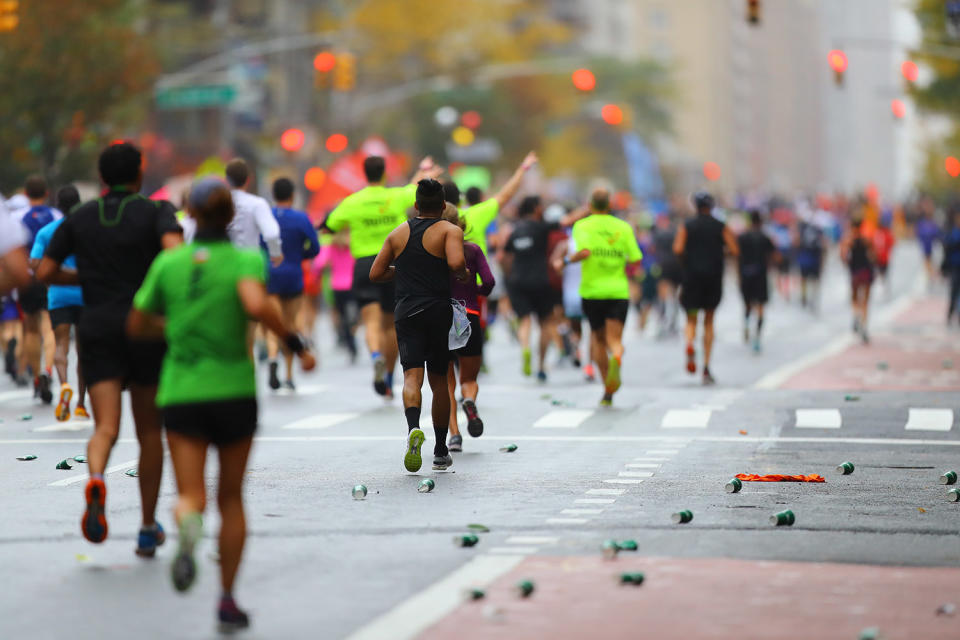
left=38, top=142, right=182, bottom=554
left=942, top=210, right=960, bottom=324
left=323, top=156, right=440, bottom=398
left=737, top=210, right=776, bottom=353
left=17, top=175, right=58, bottom=402
left=29, top=185, right=88, bottom=420
left=0, top=198, right=30, bottom=295
left=652, top=213, right=682, bottom=338
left=128, top=177, right=315, bottom=633
left=840, top=217, right=877, bottom=344
left=873, top=218, right=896, bottom=299
left=264, top=177, right=320, bottom=391
left=673, top=192, right=739, bottom=385
left=632, top=218, right=659, bottom=333
left=369, top=179, right=467, bottom=472
left=557, top=189, right=642, bottom=406
left=795, top=211, right=825, bottom=311
left=442, top=203, right=495, bottom=452
left=549, top=225, right=588, bottom=377
left=314, top=231, right=358, bottom=362
left=916, top=208, right=940, bottom=287
left=225, top=158, right=282, bottom=264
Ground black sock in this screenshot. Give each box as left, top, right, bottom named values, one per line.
left=404, top=407, right=420, bottom=432
left=434, top=425, right=449, bottom=456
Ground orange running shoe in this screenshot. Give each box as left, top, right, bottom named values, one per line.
left=685, top=344, right=696, bottom=374
left=74, top=406, right=90, bottom=419
left=82, top=477, right=108, bottom=543
left=55, top=384, right=73, bottom=422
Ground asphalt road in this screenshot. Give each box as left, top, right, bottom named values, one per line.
left=2, top=244, right=959, bottom=639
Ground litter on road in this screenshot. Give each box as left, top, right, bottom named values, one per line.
left=55, top=459, right=72, bottom=470
left=463, top=588, right=485, bottom=601
left=618, top=572, right=645, bottom=586
left=938, top=470, right=957, bottom=485
left=499, top=444, right=518, bottom=453
left=73, top=455, right=87, bottom=463
left=836, top=462, right=855, bottom=475
left=351, top=484, right=367, bottom=500
left=515, top=580, right=535, bottom=598
left=725, top=478, right=743, bottom=493
left=453, top=534, right=479, bottom=548
left=16, top=455, right=37, bottom=461
left=770, top=510, right=796, bottom=526
left=672, top=510, right=693, bottom=524
left=18, top=413, right=32, bottom=421
left=736, top=473, right=825, bottom=483
left=124, top=468, right=138, bottom=478
left=466, top=524, right=489, bottom=532
left=946, top=489, right=960, bottom=502
left=417, top=478, right=435, bottom=493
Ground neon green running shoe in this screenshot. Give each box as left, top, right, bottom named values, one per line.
left=404, top=428, right=425, bottom=472
left=605, top=356, right=622, bottom=394
left=522, top=348, right=532, bottom=377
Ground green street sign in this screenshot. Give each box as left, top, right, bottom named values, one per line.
left=155, top=84, right=236, bottom=110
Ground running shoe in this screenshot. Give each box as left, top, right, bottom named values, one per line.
left=462, top=399, right=483, bottom=438
left=448, top=434, right=463, bottom=452
left=584, top=363, right=596, bottom=382
left=136, top=522, right=166, bottom=558
left=268, top=362, right=281, bottom=391
left=74, top=405, right=90, bottom=419
left=55, top=383, right=73, bottom=422
left=605, top=356, right=621, bottom=394
left=536, top=370, right=547, bottom=383
left=81, top=477, right=108, bottom=543
left=702, top=367, right=716, bottom=386
left=432, top=453, right=453, bottom=470
left=600, top=393, right=613, bottom=407
left=171, top=512, right=203, bottom=593
left=572, top=356, right=582, bottom=368
left=403, top=429, right=425, bottom=472
left=752, top=338, right=762, bottom=353
left=218, top=596, right=251, bottom=634
left=38, top=372, right=53, bottom=404
left=373, top=355, right=388, bottom=396
left=685, top=344, right=696, bottom=374
left=522, top=348, right=532, bottom=376
left=255, top=340, right=268, bottom=363
left=283, top=379, right=296, bottom=391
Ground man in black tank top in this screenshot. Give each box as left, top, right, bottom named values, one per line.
left=673, top=192, right=739, bottom=385
left=370, top=180, right=468, bottom=473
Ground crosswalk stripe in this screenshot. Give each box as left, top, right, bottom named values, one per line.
left=585, top=488, right=624, bottom=496
left=905, top=408, right=953, bottom=432
left=646, top=449, right=680, bottom=455
left=505, top=536, right=557, bottom=545
left=624, top=463, right=661, bottom=469
left=283, top=413, right=359, bottom=430
left=545, top=517, right=588, bottom=524
left=34, top=420, right=93, bottom=432
left=795, top=409, right=842, bottom=429
left=661, top=409, right=711, bottom=429
left=575, top=498, right=616, bottom=504
left=561, top=508, right=603, bottom=515
left=618, top=471, right=654, bottom=478
left=488, top=547, right=537, bottom=555
left=533, top=410, right=594, bottom=429
left=603, top=478, right=645, bottom=484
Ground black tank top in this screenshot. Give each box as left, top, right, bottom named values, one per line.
left=850, top=236, right=872, bottom=272
left=683, top=214, right=726, bottom=278
left=394, top=217, right=451, bottom=319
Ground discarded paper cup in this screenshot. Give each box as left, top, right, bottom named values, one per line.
left=602, top=540, right=620, bottom=559
left=16, top=455, right=37, bottom=461
left=844, top=395, right=860, bottom=402
left=939, top=471, right=957, bottom=485
left=858, top=627, right=881, bottom=640
left=463, top=588, right=485, bottom=601
left=725, top=478, right=743, bottom=493
left=125, top=468, right=138, bottom=478
left=417, top=478, right=435, bottom=493
left=671, top=510, right=693, bottom=524
left=499, top=444, right=518, bottom=453
left=351, top=484, right=368, bottom=500
left=515, top=580, right=535, bottom=598
left=19, top=413, right=32, bottom=421
left=617, top=540, right=638, bottom=552
left=73, top=455, right=87, bottom=463
left=770, top=510, right=795, bottom=526
left=947, top=489, right=960, bottom=503
left=453, top=534, right=479, bottom=548
left=618, top=572, right=645, bottom=586
left=837, top=462, right=855, bottom=475
left=56, top=459, right=73, bottom=470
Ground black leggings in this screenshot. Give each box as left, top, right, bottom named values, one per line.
left=332, top=290, right=357, bottom=356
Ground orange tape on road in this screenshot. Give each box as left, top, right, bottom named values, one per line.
left=735, top=473, right=826, bottom=483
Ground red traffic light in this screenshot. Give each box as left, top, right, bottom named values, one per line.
left=304, top=167, right=327, bottom=191
left=901, top=60, right=919, bottom=84
left=828, top=50, right=848, bottom=74
left=461, top=111, right=483, bottom=130
left=280, top=128, right=305, bottom=152
left=314, top=52, right=336, bottom=73
left=891, top=99, right=906, bottom=119
left=703, top=161, right=722, bottom=182
left=571, top=68, right=596, bottom=92
left=601, top=104, right=623, bottom=126
left=326, top=133, right=348, bottom=153
left=947, top=156, right=960, bottom=178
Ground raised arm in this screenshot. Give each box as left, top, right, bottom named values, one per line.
left=493, top=151, right=537, bottom=207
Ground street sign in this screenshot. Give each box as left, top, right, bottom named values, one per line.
left=155, top=84, right=236, bottom=110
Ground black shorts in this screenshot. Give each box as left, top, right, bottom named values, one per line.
left=163, top=397, right=257, bottom=447
left=799, top=265, right=821, bottom=279
left=681, top=276, right=723, bottom=311
left=78, top=308, right=166, bottom=387
left=353, top=255, right=395, bottom=312
left=659, top=259, right=683, bottom=286
left=508, top=284, right=553, bottom=319
left=739, top=274, right=768, bottom=305
left=396, top=302, right=452, bottom=375
left=453, top=313, right=483, bottom=358
left=49, top=305, right=83, bottom=328
left=582, top=298, right=629, bottom=332
left=18, top=282, right=47, bottom=314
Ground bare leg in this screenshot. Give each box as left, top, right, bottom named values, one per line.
left=427, top=369, right=450, bottom=455
left=40, top=311, right=54, bottom=371
left=381, top=311, right=398, bottom=375
left=447, top=361, right=459, bottom=436
left=130, top=384, right=164, bottom=528
left=517, top=315, right=532, bottom=352
left=537, top=315, right=552, bottom=373
left=605, top=318, right=625, bottom=361
left=20, top=311, right=41, bottom=376
left=458, top=356, right=482, bottom=402
left=360, top=303, right=382, bottom=355
left=703, top=310, right=716, bottom=369
left=280, top=297, right=303, bottom=381
left=86, top=379, right=123, bottom=474
left=76, top=334, right=87, bottom=409
left=217, top=436, right=253, bottom=594
left=402, top=368, right=424, bottom=413
left=53, top=324, right=71, bottom=386
left=591, top=328, right=608, bottom=382
left=166, top=430, right=208, bottom=522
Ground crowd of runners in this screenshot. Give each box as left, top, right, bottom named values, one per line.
left=0, top=140, right=957, bottom=633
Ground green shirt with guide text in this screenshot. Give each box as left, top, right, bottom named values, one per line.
left=571, top=214, right=643, bottom=300
left=325, top=184, right=416, bottom=258
left=133, top=240, right=266, bottom=407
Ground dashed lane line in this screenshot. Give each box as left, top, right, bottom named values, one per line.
left=545, top=518, right=588, bottom=525
left=905, top=408, right=953, bottom=432
left=532, top=409, right=594, bottom=429
left=624, top=463, right=661, bottom=469
left=795, top=409, right=842, bottom=429
left=585, top=488, right=625, bottom=496
left=660, top=409, right=711, bottom=429
left=561, top=508, right=603, bottom=515
left=283, top=412, right=360, bottom=430
left=618, top=471, right=654, bottom=478
left=603, top=478, right=645, bottom=485
left=575, top=498, right=616, bottom=505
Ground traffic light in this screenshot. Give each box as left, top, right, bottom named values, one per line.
left=901, top=60, right=918, bottom=87
left=746, top=0, right=761, bottom=26
left=828, top=49, right=848, bottom=87
left=0, top=0, right=19, bottom=33
left=314, top=51, right=336, bottom=89
left=571, top=68, right=596, bottom=92
left=333, top=52, right=356, bottom=92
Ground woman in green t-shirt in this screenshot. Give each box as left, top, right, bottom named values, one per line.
left=128, top=178, right=315, bottom=633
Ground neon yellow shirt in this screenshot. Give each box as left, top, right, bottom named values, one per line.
left=572, top=214, right=642, bottom=300
left=325, top=184, right=416, bottom=258
left=462, top=199, right=499, bottom=255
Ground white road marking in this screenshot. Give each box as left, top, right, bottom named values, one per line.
left=0, top=389, right=32, bottom=403
left=795, top=409, right=842, bottom=429
left=561, top=508, right=603, bottom=515
left=49, top=458, right=139, bottom=487
left=618, top=471, right=654, bottom=478
left=661, top=409, right=711, bottom=429
left=33, top=421, right=93, bottom=432
left=532, top=409, right=594, bottom=429
left=603, top=478, right=645, bottom=484
left=633, top=457, right=669, bottom=462
left=344, top=555, right=524, bottom=640
left=624, top=463, right=661, bottom=469
left=545, top=517, right=588, bottom=525
left=905, top=408, right=954, bottom=432
left=585, top=488, right=625, bottom=496
left=283, top=412, right=358, bottom=430
left=505, top=536, right=557, bottom=545
left=575, top=498, right=616, bottom=504
left=269, top=384, right=328, bottom=397
left=646, top=449, right=680, bottom=455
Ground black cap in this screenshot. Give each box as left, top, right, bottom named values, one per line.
left=693, top=192, right=714, bottom=209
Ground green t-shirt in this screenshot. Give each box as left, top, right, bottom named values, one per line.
left=572, top=214, right=643, bottom=300
left=133, top=240, right=266, bottom=407
left=462, top=199, right=499, bottom=255
left=325, top=184, right=416, bottom=258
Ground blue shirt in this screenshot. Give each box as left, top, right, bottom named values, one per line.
left=21, top=206, right=58, bottom=246
left=264, top=207, right=320, bottom=295
left=31, top=218, right=83, bottom=309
